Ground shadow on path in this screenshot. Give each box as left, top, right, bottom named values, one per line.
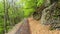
left=15, top=18, right=31, bottom=34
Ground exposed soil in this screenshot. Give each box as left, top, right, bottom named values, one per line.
left=7, top=17, right=60, bottom=34
left=28, top=17, right=60, bottom=34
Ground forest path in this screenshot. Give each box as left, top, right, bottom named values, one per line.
left=7, top=17, right=60, bottom=34
left=28, top=17, right=60, bottom=34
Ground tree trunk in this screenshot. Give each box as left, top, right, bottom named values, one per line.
left=4, top=0, right=7, bottom=33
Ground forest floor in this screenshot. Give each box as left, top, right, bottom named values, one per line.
left=7, top=17, right=60, bottom=34
left=28, top=17, right=60, bottom=34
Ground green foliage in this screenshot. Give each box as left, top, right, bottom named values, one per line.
left=0, top=17, right=4, bottom=34
left=0, top=2, right=4, bottom=16
left=37, top=0, right=44, bottom=7
left=20, top=0, right=44, bottom=17
left=0, top=0, right=45, bottom=33
left=24, top=8, right=35, bottom=17
left=20, top=0, right=36, bottom=17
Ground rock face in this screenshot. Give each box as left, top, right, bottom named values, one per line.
left=33, top=0, right=60, bottom=30
left=41, top=10, right=60, bottom=24
left=40, top=3, right=60, bottom=29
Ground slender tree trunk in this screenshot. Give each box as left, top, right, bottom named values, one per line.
left=3, top=0, right=10, bottom=33
left=3, top=0, right=7, bottom=33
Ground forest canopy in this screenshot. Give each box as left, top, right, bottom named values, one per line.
left=0, top=0, right=44, bottom=33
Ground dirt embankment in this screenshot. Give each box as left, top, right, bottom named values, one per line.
left=28, top=17, right=60, bottom=34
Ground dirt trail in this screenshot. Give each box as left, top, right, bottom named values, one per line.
left=7, top=19, right=31, bottom=34
left=28, top=17, right=60, bottom=34
left=7, top=17, right=60, bottom=34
